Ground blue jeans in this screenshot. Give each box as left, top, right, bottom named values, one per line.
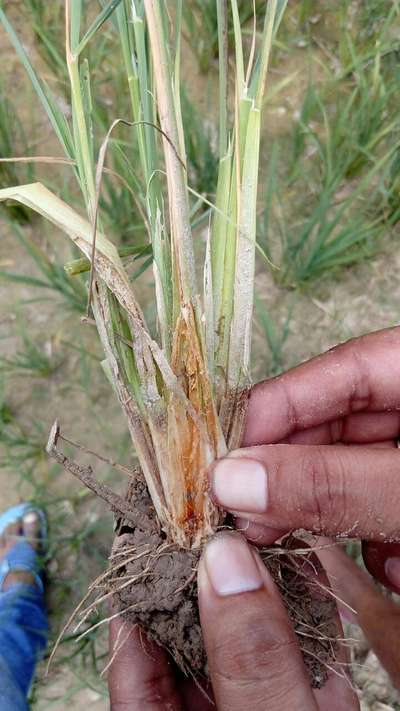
left=0, top=583, right=48, bottom=710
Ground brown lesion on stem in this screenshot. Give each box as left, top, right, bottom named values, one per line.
left=46, top=420, right=152, bottom=531
left=220, top=384, right=251, bottom=450
left=169, top=302, right=224, bottom=544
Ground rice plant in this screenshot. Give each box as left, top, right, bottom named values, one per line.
left=17, top=0, right=147, bottom=245
left=337, top=0, right=400, bottom=77
left=182, top=0, right=265, bottom=73
left=352, top=0, right=399, bottom=52
left=19, top=1, right=67, bottom=86
left=261, top=33, right=399, bottom=286
left=267, top=141, right=388, bottom=286
left=0, top=0, right=291, bottom=680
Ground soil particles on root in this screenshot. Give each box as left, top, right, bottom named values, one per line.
left=109, top=476, right=338, bottom=689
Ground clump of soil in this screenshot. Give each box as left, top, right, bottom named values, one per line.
left=109, top=476, right=338, bottom=689
left=111, top=477, right=206, bottom=677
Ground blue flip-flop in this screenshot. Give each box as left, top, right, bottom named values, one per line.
left=0, top=503, right=47, bottom=593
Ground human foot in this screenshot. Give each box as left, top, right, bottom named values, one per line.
left=0, top=508, right=43, bottom=591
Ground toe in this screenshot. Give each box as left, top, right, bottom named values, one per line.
left=4, top=520, right=23, bottom=541
left=22, top=511, right=41, bottom=551
left=1, top=520, right=23, bottom=556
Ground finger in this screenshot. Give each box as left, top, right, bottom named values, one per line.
left=341, top=411, right=400, bottom=442
left=234, top=518, right=286, bottom=545
left=362, top=540, right=400, bottom=594
left=244, top=327, right=400, bottom=446
left=292, top=541, right=359, bottom=711
left=209, top=444, right=400, bottom=540
left=180, top=676, right=215, bottom=710
left=318, top=541, right=400, bottom=689
left=357, top=441, right=396, bottom=448
left=108, top=618, right=183, bottom=710
left=198, top=532, right=318, bottom=711
left=234, top=442, right=396, bottom=545
left=282, top=412, right=400, bottom=446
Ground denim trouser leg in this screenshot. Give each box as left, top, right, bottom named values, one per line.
left=0, top=584, right=48, bottom=710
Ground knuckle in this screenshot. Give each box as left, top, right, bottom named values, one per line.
left=209, top=610, right=299, bottom=685
left=110, top=672, right=176, bottom=710
left=138, top=675, right=177, bottom=706
left=348, top=345, right=372, bottom=412
left=300, top=449, right=348, bottom=533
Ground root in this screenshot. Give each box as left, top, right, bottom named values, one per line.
left=47, top=538, right=192, bottom=667
left=102, top=620, right=136, bottom=677
left=46, top=464, right=357, bottom=690
left=46, top=421, right=153, bottom=530
left=49, top=527, right=359, bottom=692
left=262, top=544, right=357, bottom=616
left=57, top=431, right=135, bottom=477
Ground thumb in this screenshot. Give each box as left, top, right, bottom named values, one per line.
left=209, top=444, right=400, bottom=541
left=198, top=532, right=317, bottom=711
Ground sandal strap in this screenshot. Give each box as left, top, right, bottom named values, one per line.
left=0, top=541, right=44, bottom=593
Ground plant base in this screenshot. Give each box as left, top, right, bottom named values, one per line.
left=109, top=476, right=338, bottom=690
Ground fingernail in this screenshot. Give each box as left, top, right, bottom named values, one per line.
left=385, top=557, right=400, bottom=590
left=204, top=534, right=263, bottom=596
left=211, top=456, right=268, bottom=512
left=235, top=517, right=283, bottom=544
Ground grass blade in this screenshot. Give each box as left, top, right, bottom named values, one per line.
left=75, top=0, right=124, bottom=56
left=0, top=8, right=74, bottom=159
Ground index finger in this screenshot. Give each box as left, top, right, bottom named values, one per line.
left=244, top=327, right=400, bottom=446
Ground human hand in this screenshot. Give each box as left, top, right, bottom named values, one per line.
left=108, top=327, right=400, bottom=709
left=317, top=538, right=400, bottom=690
left=108, top=532, right=358, bottom=710
left=108, top=610, right=213, bottom=710
left=209, top=327, right=400, bottom=593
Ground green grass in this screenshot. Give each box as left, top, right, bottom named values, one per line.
left=0, top=82, right=34, bottom=223
left=259, top=7, right=400, bottom=286
left=0, top=222, right=88, bottom=313
left=181, top=87, right=219, bottom=198
left=0, top=392, right=46, bottom=470
left=182, top=0, right=265, bottom=73
left=256, top=298, right=294, bottom=376
left=0, top=334, right=61, bottom=378
left=20, top=1, right=67, bottom=87
left=355, top=0, right=399, bottom=49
